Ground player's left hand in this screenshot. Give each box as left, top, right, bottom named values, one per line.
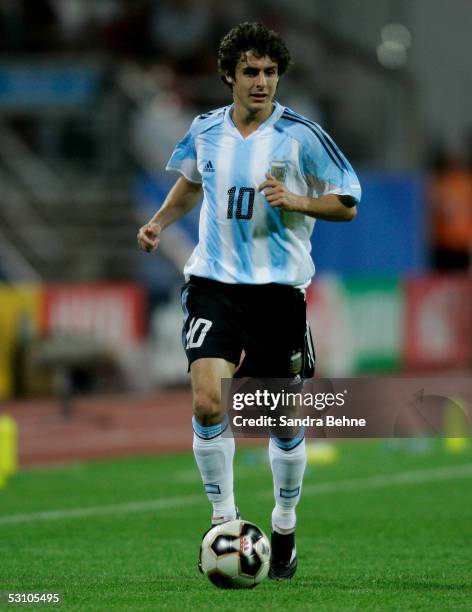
left=258, top=173, right=300, bottom=211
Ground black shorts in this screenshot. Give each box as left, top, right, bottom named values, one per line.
left=181, top=275, right=315, bottom=379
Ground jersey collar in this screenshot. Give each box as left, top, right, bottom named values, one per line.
left=224, top=100, right=286, bottom=138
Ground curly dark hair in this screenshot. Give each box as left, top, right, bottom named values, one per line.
left=217, top=22, right=292, bottom=87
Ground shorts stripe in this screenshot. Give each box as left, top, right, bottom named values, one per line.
left=305, top=322, right=315, bottom=371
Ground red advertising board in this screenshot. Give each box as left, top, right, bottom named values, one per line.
left=41, top=283, right=146, bottom=348
left=405, top=275, right=471, bottom=369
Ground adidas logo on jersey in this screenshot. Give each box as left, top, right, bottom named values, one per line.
left=203, top=161, right=215, bottom=172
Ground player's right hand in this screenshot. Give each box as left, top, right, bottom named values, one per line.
left=137, top=222, right=161, bottom=252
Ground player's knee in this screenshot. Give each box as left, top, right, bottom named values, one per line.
left=193, top=390, right=224, bottom=425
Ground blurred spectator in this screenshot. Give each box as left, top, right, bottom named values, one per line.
left=132, top=88, right=194, bottom=171
left=149, top=0, right=213, bottom=72
left=0, top=0, right=59, bottom=52
left=51, top=0, right=148, bottom=56
left=428, top=149, right=472, bottom=272
left=100, top=0, right=151, bottom=60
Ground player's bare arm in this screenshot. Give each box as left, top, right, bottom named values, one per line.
left=258, top=172, right=357, bottom=221
left=137, top=176, right=202, bottom=252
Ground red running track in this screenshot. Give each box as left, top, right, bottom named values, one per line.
left=5, top=390, right=195, bottom=466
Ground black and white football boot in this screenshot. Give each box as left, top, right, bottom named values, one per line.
left=268, top=530, right=297, bottom=580
left=197, top=507, right=241, bottom=574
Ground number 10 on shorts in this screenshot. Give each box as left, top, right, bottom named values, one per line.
left=186, top=317, right=213, bottom=348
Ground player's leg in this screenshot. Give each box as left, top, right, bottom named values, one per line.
left=268, top=434, right=306, bottom=579
left=269, top=317, right=314, bottom=579
left=181, top=277, right=243, bottom=526
left=191, top=357, right=239, bottom=524
left=269, top=320, right=314, bottom=535
left=237, top=285, right=315, bottom=579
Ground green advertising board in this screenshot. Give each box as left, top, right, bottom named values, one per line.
left=343, top=278, right=404, bottom=372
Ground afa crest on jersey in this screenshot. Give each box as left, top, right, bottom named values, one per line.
left=270, top=160, right=288, bottom=183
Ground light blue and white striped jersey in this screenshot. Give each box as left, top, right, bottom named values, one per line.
left=166, top=101, right=361, bottom=288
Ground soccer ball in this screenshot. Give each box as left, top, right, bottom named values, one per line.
left=199, top=519, right=271, bottom=589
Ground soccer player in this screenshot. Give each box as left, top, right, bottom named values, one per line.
left=137, top=22, right=361, bottom=580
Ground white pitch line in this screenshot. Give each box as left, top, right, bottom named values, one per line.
left=1, top=463, right=471, bottom=526
left=301, top=462, right=472, bottom=496
left=0, top=495, right=203, bottom=526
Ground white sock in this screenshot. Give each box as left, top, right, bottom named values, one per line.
left=192, top=416, right=236, bottom=523
left=269, top=435, right=306, bottom=534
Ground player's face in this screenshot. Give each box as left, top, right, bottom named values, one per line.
left=231, top=51, right=279, bottom=116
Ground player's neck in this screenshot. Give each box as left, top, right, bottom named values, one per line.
left=231, top=103, right=274, bottom=138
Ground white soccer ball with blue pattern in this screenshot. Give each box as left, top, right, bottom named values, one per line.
left=200, top=519, right=271, bottom=588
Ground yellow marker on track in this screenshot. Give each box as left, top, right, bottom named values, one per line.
left=306, top=441, right=339, bottom=465
left=0, top=414, right=18, bottom=486
left=443, top=397, right=470, bottom=454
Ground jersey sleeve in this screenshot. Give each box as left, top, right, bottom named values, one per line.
left=300, top=127, right=361, bottom=204
left=166, top=127, right=202, bottom=184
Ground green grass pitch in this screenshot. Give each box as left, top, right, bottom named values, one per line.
left=1, top=440, right=471, bottom=611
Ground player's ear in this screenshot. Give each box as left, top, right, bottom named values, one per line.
left=220, top=73, right=234, bottom=90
